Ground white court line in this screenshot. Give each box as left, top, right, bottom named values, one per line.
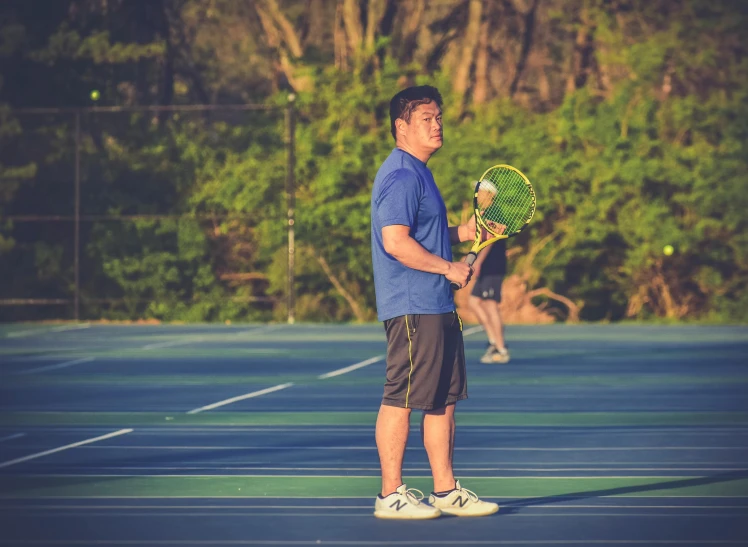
left=3, top=494, right=745, bottom=500
left=49, top=324, right=90, bottom=333
left=0, top=541, right=736, bottom=546
left=463, top=325, right=485, bottom=336
left=0, top=541, right=744, bottom=546
left=67, top=465, right=748, bottom=473
left=0, top=511, right=742, bottom=519
left=141, top=324, right=283, bottom=350
left=0, top=506, right=748, bottom=511
left=73, top=445, right=748, bottom=451
left=12, top=357, right=94, bottom=376
left=186, top=383, right=294, bottom=414
left=0, top=429, right=133, bottom=469
left=126, top=426, right=748, bottom=433
left=231, top=324, right=285, bottom=337
left=6, top=323, right=90, bottom=338
left=317, top=325, right=483, bottom=379
left=0, top=433, right=26, bottom=443
left=10, top=473, right=726, bottom=480
left=141, top=337, right=208, bottom=350
left=318, top=355, right=385, bottom=379
left=57, top=457, right=748, bottom=466
left=14, top=495, right=748, bottom=500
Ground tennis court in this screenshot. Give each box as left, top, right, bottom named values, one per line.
left=1, top=323, right=747, bottom=546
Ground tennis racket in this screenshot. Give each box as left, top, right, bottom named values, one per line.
left=451, top=164, right=536, bottom=290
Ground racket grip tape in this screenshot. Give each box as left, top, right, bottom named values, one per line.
left=449, top=252, right=478, bottom=290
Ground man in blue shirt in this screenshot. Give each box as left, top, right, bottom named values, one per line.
left=371, top=86, right=499, bottom=520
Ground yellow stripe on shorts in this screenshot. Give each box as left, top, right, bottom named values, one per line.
left=405, top=315, right=414, bottom=409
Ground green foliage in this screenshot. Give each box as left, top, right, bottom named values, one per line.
left=0, top=100, right=37, bottom=279
left=31, top=29, right=164, bottom=65
left=1, top=0, right=746, bottom=323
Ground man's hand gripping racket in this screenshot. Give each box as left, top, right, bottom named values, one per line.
left=450, top=164, right=536, bottom=290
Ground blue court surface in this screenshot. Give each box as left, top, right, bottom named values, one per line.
left=0, top=322, right=747, bottom=546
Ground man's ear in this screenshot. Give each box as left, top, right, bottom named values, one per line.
left=395, top=118, right=408, bottom=136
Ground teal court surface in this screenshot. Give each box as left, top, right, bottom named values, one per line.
left=0, top=322, right=747, bottom=546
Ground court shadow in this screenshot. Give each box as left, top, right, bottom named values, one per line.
left=498, top=469, right=748, bottom=515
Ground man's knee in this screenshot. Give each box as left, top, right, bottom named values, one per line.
left=422, top=403, right=455, bottom=417
left=380, top=402, right=413, bottom=416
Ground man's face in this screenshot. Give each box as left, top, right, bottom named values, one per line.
left=398, top=101, right=443, bottom=155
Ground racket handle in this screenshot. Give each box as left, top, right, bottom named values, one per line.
left=449, top=252, right=478, bottom=290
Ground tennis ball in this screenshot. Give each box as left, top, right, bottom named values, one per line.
left=90, top=89, right=100, bottom=101
left=663, top=244, right=674, bottom=256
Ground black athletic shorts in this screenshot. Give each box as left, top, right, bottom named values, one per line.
left=471, top=274, right=503, bottom=302
left=381, top=311, right=468, bottom=410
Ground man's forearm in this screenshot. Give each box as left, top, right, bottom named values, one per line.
left=386, top=235, right=452, bottom=275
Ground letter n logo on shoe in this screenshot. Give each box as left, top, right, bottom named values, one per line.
left=453, top=496, right=469, bottom=508
left=390, top=499, right=408, bottom=511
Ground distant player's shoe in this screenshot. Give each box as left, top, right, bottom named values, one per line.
left=479, top=344, right=498, bottom=363
left=374, top=484, right=441, bottom=520
left=428, top=481, right=499, bottom=517
left=491, top=347, right=510, bottom=364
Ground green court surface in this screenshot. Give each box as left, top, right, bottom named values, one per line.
left=0, top=323, right=747, bottom=545
left=2, top=475, right=748, bottom=499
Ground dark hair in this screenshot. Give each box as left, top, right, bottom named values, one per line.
left=389, top=85, right=443, bottom=140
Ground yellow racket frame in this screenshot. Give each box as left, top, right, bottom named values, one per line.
left=464, top=164, right=536, bottom=266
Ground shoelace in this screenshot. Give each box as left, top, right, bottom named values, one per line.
left=455, top=486, right=479, bottom=502
left=404, top=487, right=425, bottom=504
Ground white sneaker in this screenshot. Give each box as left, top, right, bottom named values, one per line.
left=428, top=481, right=499, bottom=517
left=491, top=347, right=510, bottom=364
left=374, top=484, right=441, bottom=520
left=479, top=344, right=497, bottom=363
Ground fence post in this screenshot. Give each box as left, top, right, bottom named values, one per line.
left=286, top=94, right=296, bottom=324
left=74, top=111, right=81, bottom=322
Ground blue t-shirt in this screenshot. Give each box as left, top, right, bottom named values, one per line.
left=371, top=148, right=454, bottom=321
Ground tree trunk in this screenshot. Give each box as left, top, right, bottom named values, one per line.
left=334, top=1, right=348, bottom=70
left=315, top=251, right=368, bottom=322
left=365, top=0, right=387, bottom=52
left=305, top=0, right=328, bottom=48
left=453, top=0, right=483, bottom=99
left=395, top=0, right=426, bottom=64
left=566, top=5, right=596, bottom=93
left=261, top=0, right=304, bottom=58
left=255, top=0, right=308, bottom=91
left=526, top=287, right=582, bottom=323
left=342, top=0, right=364, bottom=57
left=509, top=0, right=539, bottom=97
left=473, top=20, right=490, bottom=104
left=158, top=0, right=174, bottom=123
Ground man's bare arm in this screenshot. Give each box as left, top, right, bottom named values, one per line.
left=382, top=225, right=472, bottom=287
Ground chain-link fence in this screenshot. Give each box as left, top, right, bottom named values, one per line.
left=0, top=101, right=297, bottom=323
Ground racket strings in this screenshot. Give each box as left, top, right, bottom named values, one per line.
left=478, top=168, right=535, bottom=235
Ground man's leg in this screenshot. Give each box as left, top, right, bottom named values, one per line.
left=376, top=404, right=412, bottom=496
left=421, top=403, right=456, bottom=493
